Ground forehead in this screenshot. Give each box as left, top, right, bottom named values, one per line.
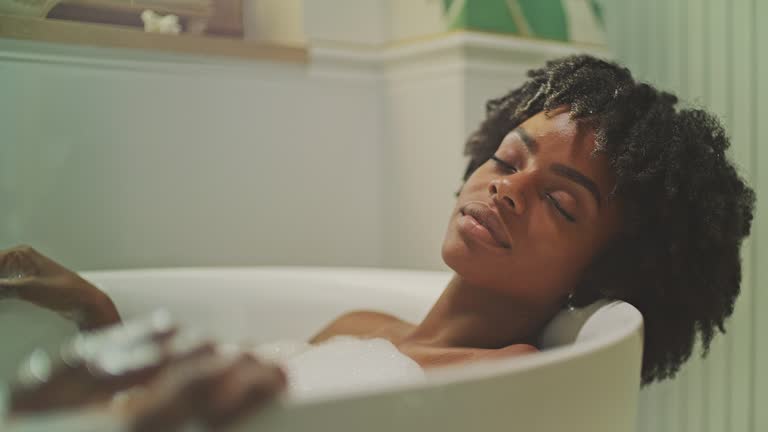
left=499, top=109, right=616, bottom=192
left=513, top=109, right=597, bottom=156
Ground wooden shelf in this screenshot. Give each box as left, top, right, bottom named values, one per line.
left=0, top=14, right=307, bottom=62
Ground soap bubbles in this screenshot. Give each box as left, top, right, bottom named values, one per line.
left=255, top=336, right=425, bottom=401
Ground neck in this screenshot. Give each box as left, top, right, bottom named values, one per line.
left=403, top=274, right=543, bottom=349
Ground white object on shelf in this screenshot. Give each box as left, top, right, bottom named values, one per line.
left=140, top=9, right=181, bottom=34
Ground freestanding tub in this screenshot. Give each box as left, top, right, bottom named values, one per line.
left=0, top=267, right=643, bottom=431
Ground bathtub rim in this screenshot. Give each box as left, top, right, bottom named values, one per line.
left=79, top=266, right=644, bottom=406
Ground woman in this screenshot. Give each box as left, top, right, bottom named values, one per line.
left=1, top=55, right=755, bottom=386
left=310, top=56, right=755, bottom=385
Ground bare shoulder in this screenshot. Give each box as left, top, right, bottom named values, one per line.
left=492, top=343, right=539, bottom=358
left=309, top=310, right=405, bottom=344
left=461, top=344, right=539, bottom=364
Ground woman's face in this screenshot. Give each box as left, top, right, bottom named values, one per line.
left=442, top=108, right=622, bottom=313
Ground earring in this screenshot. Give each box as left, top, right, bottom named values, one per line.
left=566, top=292, right=576, bottom=311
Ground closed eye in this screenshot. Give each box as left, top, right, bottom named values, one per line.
left=490, top=155, right=517, bottom=173
left=545, top=193, right=576, bottom=223
left=491, top=155, right=576, bottom=223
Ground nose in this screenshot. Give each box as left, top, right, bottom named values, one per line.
left=488, top=175, right=527, bottom=215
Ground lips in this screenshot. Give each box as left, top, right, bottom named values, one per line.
left=459, top=203, right=511, bottom=248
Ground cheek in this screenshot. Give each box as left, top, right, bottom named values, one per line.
left=460, top=169, right=493, bottom=196
left=524, top=204, right=569, bottom=252
left=503, top=251, right=585, bottom=311
left=520, top=214, right=597, bottom=286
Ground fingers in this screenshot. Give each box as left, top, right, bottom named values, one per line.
left=98, top=336, right=217, bottom=394
left=9, top=308, right=286, bottom=430
left=8, top=348, right=100, bottom=413
left=0, top=246, right=38, bottom=298
left=81, top=309, right=176, bottom=349
left=0, top=245, right=42, bottom=279
left=68, top=311, right=213, bottom=381
left=0, top=277, right=22, bottom=299
left=0, top=276, right=79, bottom=312
left=0, top=245, right=121, bottom=330
left=126, top=354, right=229, bottom=432
left=129, top=353, right=286, bottom=432
left=8, top=311, right=214, bottom=414
left=203, top=354, right=287, bottom=429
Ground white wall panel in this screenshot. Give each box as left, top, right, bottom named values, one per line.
left=754, top=0, right=768, bottom=429
left=0, top=40, right=385, bottom=270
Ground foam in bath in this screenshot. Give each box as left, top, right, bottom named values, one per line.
left=255, top=336, right=425, bottom=401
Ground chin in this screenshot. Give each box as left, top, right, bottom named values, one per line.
left=441, top=240, right=459, bottom=271
left=442, top=236, right=495, bottom=286
left=441, top=229, right=467, bottom=271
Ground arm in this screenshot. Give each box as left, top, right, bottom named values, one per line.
left=0, top=245, right=120, bottom=330
left=486, top=343, right=539, bottom=359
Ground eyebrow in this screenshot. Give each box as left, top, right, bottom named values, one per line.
left=514, top=127, right=539, bottom=153
left=512, top=126, right=602, bottom=207
left=550, top=163, right=602, bottom=208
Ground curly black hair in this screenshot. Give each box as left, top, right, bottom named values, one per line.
left=463, top=55, right=755, bottom=385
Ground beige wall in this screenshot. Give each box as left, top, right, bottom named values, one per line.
left=0, top=40, right=386, bottom=270
left=250, top=0, right=449, bottom=46
left=243, top=0, right=305, bottom=45
left=388, top=0, right=446, bottom=41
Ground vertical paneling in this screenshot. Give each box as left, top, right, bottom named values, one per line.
left=704, top=0, right=729, bottom=430
left=625, top=0, right=644, bottom=76
left=0, top=45, right=390, bottom=270
left=683, top=0, right=706, bottom=430
left=600, top=0, right=762, bottom=431
left=659, top=1, right=685, bottom=431
left=729, top=1, right=756, bottom=432
left=754, top=0, right=768, bottom=429
left=644, top=0, right=659, bottom=85
left=0, top=62, right=19, bottom=244
left=673, top=0, right=692, bottom=428
left=646, top=3, right=671, bottom=430
left=623, top=0, right=648, bottom=422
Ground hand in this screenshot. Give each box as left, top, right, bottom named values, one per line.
left=8, top=310, right=191, bottom=413
left=7, top=312, right=286, bottom=431
left=127, top=349, right=286, bottom=432
left=0, top=245, right=120, bottom=330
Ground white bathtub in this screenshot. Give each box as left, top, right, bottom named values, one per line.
left=0, top=267, right=643, bottom=431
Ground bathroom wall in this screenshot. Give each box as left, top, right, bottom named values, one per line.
left=600, top=0, right=767, bottom=431
left=242, top=0, right=305, bottom=45
left=0, top=40, right=386, bottom=270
